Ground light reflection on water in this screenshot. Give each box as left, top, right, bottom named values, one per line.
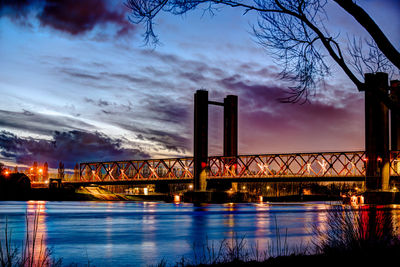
left=26, top=201, right=48, bottom=265
left=1, top=201, right=397, bottom=266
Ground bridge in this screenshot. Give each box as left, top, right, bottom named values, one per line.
left=61, top=150, right=400, bottom=187
left=38, top=74, right=400, bottom=193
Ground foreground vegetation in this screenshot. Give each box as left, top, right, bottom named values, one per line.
left=0, top=213, right=62, bottom=267
left=153, top=205, right=400, bottom=266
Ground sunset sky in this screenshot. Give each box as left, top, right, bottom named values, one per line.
left=0, top=0, right=399, bottom=169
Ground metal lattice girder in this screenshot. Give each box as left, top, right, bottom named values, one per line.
left=79, top=157, right=194, bottom=182
left=390, top=151, right=400, bottom=175
left=205, top=152, right=367, bottom=178
left=79, top=151, right=400, bottom=182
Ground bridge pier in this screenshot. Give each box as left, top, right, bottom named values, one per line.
left=194, top=90, right=209, bottom=191
left=391, top=81, right=400, bottom=182
left=223, top=95, right=238, bottom=157
left=391, top=80, right=400, bottom=150
left=364, top=73, right=390, bottom=191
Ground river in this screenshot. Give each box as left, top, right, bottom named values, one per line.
left=0, top=201, right=398, bottom=266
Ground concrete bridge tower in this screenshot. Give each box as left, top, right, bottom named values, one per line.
left=193, top=90, right=238, bottom=191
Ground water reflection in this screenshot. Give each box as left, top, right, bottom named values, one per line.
left=26, top=201, right=48, bottom=265
left=223, top=203, right=236, bottom=230
left=1, top=201, right=400, bottom=266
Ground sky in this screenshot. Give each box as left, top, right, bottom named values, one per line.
left=0, top=0, right=399, bottom=170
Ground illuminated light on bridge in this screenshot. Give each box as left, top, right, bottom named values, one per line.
left=174, top=195, right=181, bottom=202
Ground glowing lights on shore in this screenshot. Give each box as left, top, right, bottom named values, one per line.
left=350, top=195, right=364, bottom=205
left=174, top=195, right=180, bottom=202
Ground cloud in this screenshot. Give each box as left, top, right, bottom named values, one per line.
left=0, top=0, right=135, bottom=37
left=113, top=121, right=191, bottom=155
left=0, top=109, right=96, bottom=136
left=231, top=80, right=365, bottom=153
left=51, top=48, right=365, bottom=155
left=0, top=130, right=149, bottom=168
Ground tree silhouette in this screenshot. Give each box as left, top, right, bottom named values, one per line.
left=58, top=161, right=65, bottom=180
left=126, top=0, right=399, bottom=102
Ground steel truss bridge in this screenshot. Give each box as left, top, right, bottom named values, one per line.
left=67, top=151, right=400, bottom=186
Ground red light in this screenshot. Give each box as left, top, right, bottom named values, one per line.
left=362, top=157, right=368, bottom=162
left=201, top=162, right=207, bottom=169
left=377, top=157, right=382, bottom=162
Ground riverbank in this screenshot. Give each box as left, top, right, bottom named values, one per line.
left=26, top=187, right=342, bottom=203
left=180, top=250, right=397, bottom=266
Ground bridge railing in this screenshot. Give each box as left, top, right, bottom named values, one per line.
left=208, top=151, right=367, bottom=178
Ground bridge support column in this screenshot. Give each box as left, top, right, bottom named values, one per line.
left=391, top=80, right=400, bottom=151
left=391, top=81, right=400, bottom=179
left=365, top=72, right=389, bottom=191
left=194, top=90, right=208, bottom=191
left=224, top=95, right=238, bottom=182
left=224, top=95, right=238, bottom=157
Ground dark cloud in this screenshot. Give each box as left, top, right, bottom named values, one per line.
left=84, top=97, right=111, bottom=107
left=114, top=121, right=190, bottom=154
left=0, top=109, right=95, bottom=136
left=0, top=130, right=149, bottom=168
left=142, top=97, right=190, bottom=125
left=144, top=128, right=190, bottom=154
left=0, top=0, right=135, bottom=37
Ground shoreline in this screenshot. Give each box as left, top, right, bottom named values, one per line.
left=2, top=186, right=343, bottom=203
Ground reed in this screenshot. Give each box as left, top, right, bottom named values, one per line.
left=0, top=213, right=62, bottom=267
left=151, top=216, right=309, bottom=267
left=313, top=205, right=400, bottom=255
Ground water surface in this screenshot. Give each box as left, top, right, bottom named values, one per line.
left=0, top=201, right=389, bottom=266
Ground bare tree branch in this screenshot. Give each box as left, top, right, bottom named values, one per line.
left=126, top=0, right=399, bottom=102
left=333, top=0, right=400, bottom=70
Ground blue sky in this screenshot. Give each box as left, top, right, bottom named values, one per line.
left=0, top=0, right=399, bottom=169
